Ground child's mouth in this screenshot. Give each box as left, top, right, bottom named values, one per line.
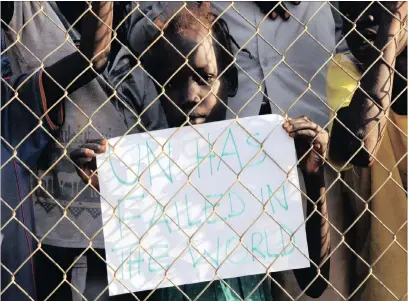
left=188, top=112, right=206, bottom=125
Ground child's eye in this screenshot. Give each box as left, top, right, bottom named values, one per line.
left=206, top=75, right=216, bottom=84
left=197, top=75, right=215, bottom=85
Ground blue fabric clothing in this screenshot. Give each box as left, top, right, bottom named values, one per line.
left=1, top=71, right=62, bottom=301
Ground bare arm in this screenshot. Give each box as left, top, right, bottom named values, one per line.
left=295, top=172, right=330, bottom=298
left=329, top=2, right=407, bottom=167
left=42, top=1, right=113, bottom=124
left=283, top=117, right=330, bottom=298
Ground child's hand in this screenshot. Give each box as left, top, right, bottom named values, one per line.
left=254, top=2, right=300, bottom=21
left=282, top=116, right=328, bottom=175
left=70, top=139, right=108, bottom=191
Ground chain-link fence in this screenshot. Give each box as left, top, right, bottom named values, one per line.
left=1, top=1, right=407, bottom=301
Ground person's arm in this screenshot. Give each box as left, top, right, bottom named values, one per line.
left=329, top=2, right=407, bottom=167
left=1, top=2, right=113, bottom=166
left=283, top=116, right=330, bottom=298
left=295, top=172, right=330, bottom=298
left=42, top=1, right=113, bottom=127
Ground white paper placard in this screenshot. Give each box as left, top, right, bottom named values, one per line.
left=97, top=114, right=309, bottom=296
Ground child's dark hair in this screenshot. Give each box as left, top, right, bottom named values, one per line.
left=210, top=16, right=238, bottom=97
left=145, top=3, right=238, bottom=97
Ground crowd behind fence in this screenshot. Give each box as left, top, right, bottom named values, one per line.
left=0, top=1, right=407, bottom=301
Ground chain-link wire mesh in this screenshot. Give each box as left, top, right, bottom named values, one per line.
left=1, top=1, right=407, bottom=301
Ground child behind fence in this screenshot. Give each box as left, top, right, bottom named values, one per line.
left=327, top=2, right=407, bottom=300
left=1, top=2, right=113, bottom=300
left=71, top=3, right=331, bottom=301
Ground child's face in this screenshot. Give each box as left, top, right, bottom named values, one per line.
left=155, top=27, right=228, bottom=128
left=341, top=3, right=406, bottom=63
left=341, top=2, right=407, bottom=114
left=341, top=2, right=381, bottom=63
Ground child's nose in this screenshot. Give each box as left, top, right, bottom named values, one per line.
left=182, top=77, right=202, bottom=104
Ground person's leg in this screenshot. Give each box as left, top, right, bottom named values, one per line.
left=35, top=245, right=80, bottom=301
left=83, top=248, right=110, bottom=300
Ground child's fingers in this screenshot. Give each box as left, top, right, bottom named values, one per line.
left=70, top=148, right=96, bottom=171
left=283, top=121, right=322, bottom=135
left=288, top=129, right=317, bottom=139
left=85, top=138, right=108, bottom=146
left=283, top=116, right=306, bottom=127
left=288, top=115, right=310, bottom=122
left=76, top=157, right=93, bottom=168
left=274, top=4, right=290, bottom=20
left=70, top=148, right=95, bottom=161
left=271, top=11, right=278, bottom=19
left=80, top=142, right=107, bottom=154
